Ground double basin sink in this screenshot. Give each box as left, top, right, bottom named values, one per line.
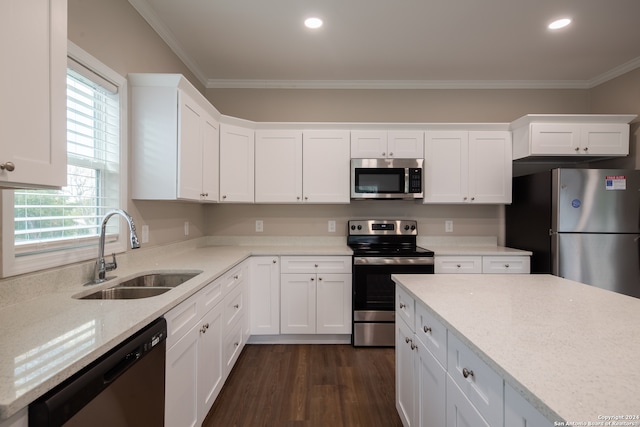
left=76, top=271, right=202, bottom=300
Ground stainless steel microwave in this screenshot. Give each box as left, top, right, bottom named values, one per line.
left=351, top=158, right=424, bottom=200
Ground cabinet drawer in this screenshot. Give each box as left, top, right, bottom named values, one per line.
left=280, top=256, right=351, bottom=274
left=165, top=293, right=200, bottom=349
left=415, top=302, right=447, bottom=367
left=396, top=286, right=415, bottom=329
left=223, top=317, right=244, bottom=376
left=435, top=256, right=482, bottom=274
left=447, top=332, right=503, bottom=427
left=197, top=278, right=224, bottom=315
left=221, top=263, right=245, bottom=294
left=482, top=256, right=530, bottom=274
left=223, top=283, right=245, bottom=329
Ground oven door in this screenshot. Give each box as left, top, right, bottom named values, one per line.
left=352, top=261, right=434, bottom=312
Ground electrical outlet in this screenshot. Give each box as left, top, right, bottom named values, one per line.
left=256, top=220, right=264, bottom=232
left=184, top=221, right=190, bottom=236
left=141, top=225, right=149, bottom=243
left=328, top=220, right=336, bottom=233
left=445, top=220, right=453, bottom=233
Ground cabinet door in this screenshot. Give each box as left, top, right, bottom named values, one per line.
left=350, top=130, right=387, bottom=158
left=177, top=92, right=205, bottom=201
left=415, top=337, right=446, bottom=427
left=424, top=131, right=468, bottom=203
left=504, top=383, right=554, bottom=427
left=220, top=123, right=254, bottom=202
left=530, top=123, right=580, bottom=155
left=302, top=130, right=350, bottom=203
left=388, top=131, right=424, bottom=158
left=198, top=303, right=224, bottom=423
left=201, top=115, right=220, bottom=202
left=0, top=0, right=66, bottom=188
left=255, top=130, right=303, bottom=203
left=166, top=325, right=199, bottom=427
left=316, top=273, right=351, bottom=334
left=281, top=274, right=316, bottom=334
left=249, top=257, right=280, bottom=335
left=446, top=376, right=490, bottom=427
left=581, top=123, right=629, bottom=155
left=468, top=131, right=512, bottom=204
left=396, top=317, right=416, bottom=427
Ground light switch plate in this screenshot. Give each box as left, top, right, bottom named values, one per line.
left=256, top=220, right=264, bottom=232
left=141, top=225, right=149, bottom=243
left=184, top=221, right=189, bottom=236
left=445, top=220, right=453, bottom=233
left=328, top=220, right=336, bottom=232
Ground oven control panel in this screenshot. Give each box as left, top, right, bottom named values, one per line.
left=348, top=220, right=417, bottom=235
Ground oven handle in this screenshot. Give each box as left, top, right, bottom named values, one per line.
left=354, top=256, right=434, bottom=265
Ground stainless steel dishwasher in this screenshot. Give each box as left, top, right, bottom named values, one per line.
left=29, top=317, right=167, bottom=427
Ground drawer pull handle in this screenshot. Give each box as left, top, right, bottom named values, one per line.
left=423, top=326, right=432, bottom=334
left=462, top=368, right=474, bottom=379
left=399, top=302, right=406, bottom=309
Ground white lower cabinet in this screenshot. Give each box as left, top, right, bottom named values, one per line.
left=249, top=256, right=280, bottom=335
left=396, top=284, right=552, bottom=427
left=164, top=260, right=248, bottom=427
left=280, top=256, right=352, bottom=334
left=165, top=287, right=223, bottom=427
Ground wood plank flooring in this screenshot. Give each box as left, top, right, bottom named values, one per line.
left=203, top=344, right=402, bottom=427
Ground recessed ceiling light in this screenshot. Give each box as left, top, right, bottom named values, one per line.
left=304, top=17, right=323, bottom=29
left=548, top=18, right=572, bottom=30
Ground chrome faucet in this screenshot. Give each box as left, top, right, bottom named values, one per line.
left=92, top=209, right=141, bottom=283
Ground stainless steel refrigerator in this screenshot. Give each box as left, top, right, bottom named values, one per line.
left=506, top=168, right=640, bottom=298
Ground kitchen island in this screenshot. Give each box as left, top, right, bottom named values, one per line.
left=392, top=273, right=640, bottom=426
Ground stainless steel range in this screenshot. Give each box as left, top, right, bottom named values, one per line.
left=348, top=219, right=434, bottom=347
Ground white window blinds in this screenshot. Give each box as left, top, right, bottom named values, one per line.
left=14, top=67, right=121, bottom=253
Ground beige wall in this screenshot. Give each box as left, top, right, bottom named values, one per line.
left=65, top=0, right=639, bottom=246
left=68, top=0, right=207, bottom=246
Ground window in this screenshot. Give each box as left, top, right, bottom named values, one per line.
left=1, top=43, right=127, bottom=277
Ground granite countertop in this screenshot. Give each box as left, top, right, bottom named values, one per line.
left=0, top=240, right=352, bottom=421
left=392, top=273, right=640, bottom=424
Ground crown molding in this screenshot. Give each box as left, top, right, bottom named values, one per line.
left=586, top=56, right=640, bottom=88
left=204, top=79, right=593, bottom=90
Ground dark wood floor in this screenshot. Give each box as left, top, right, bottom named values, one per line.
left=203, top=344, right=403, bottom=427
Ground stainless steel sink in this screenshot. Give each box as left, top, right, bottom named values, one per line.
left=76, top=271, right=201, bottom=300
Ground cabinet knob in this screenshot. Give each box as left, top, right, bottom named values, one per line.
left=504, top=264, right=510, bottom=268
left=382, top=152, right=386, bottom=157
left=234, top=275, right=239, bottom=279
left=470, top=197, right=475, bottom=201
left=311, top=277, right=315, bottom=281
left=297, top=196, right=301, bottom=200
left=456, top=264, right=461, bottom=268
left=411, top=343, right=416, bottom=350
left=463, top=197, right=467, bottom=201
left=0, top=162, right=15, bottom=172
left=318, top=277, right=322, bottom=281
left=423, top=326, right=432, bottom=334
left=234, top=342, right=239, bottom=347
left=462, top=368, right=474, bottom=379
left=272, top=259, right=277, bottom=264
left=223, top=195, right=227, bottom=199
left=575, top=147, right=580, bottom=152
left=304, top=196, right=308, bottom=201
left=389, top=152, right=393, bottom=157
left=583, top=147, right=589, bottom=152
left=399, top=302, right=406, bottom=309
left=405, top=337, right=412, bottom=344
left=233, top=304, right=239, bottom=309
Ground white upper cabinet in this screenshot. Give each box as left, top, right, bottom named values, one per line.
left=255, top=130, right=303, bottom=203
left=219, top=122, right=255, bottom=203
left=0, top=0, right=67, bottom=189
left=511, top=114, right=635, bottom=160
left=351, top=130, right=423, bottom=158
left=424, top=131, right=512, bottom=204
left=130, top=74, right=220, bottom=202
left=302, top=130, right=351, bottom=203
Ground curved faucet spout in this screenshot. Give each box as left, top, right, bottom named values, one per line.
left=93, top=209, right=141, bottom=283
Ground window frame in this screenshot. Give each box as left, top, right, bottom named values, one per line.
left=1, top=42, right=128, bottom=278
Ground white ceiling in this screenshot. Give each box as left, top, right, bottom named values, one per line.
left=128, top=0, right=640, bottom=89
